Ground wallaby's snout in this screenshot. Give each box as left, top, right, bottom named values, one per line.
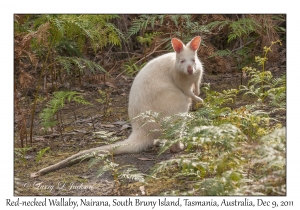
left=187, top=65, right=193, bottom=75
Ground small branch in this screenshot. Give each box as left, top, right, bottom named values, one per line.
left=133, top=40, right=169, bottom=66
left=108, top=61, right=117, bottom=74
left=231, top=39, right=256, bottom=52
left=88, top=114, right=96, bottom=132
left=115, top=40, right=169, bottom=79
left=71, top=109, right=77, bottom=121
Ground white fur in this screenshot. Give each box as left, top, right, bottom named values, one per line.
left=107, top=37, right=204, bottom=154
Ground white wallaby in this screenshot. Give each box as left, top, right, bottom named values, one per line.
left=31, top=36, right=204, bottom=177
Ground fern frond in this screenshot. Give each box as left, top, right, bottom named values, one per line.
left=123, top=60, right=147, bottom=76
left=157, top=15, right=166, bottom=25
left=208, top=49, right=232, bottom=58
left=56, top=39, right=81, bottom=56
left=228, top=18, right=258, bottom=43
left=151, top=158, right=183, bottom=176
left=39, top=91, right=92, bottom=129
left=36, top=147, right=50, bottom=163
left=170, top=15, right=180, bottom=27
left=118, top=167, right=145, bottom=182
left=33, top=14, right=123, bottom=52
left=96, top=164, right=115, bottom=178
left=136, top=32, right=162, bottom=45
left=236, top=47, right=250, bottom=57
left=56, top=56, right=107, bottom=74
left=188, top=22, right=211, bottom=34
left=206, top=20, right=230, bottom=31
left=106, top=22, right=125, bottom=43
left=126, top=15, right=152, bottom=38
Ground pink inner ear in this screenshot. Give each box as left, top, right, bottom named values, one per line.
left=171, top=38, right=184, bottom=53
left=190, top=36, right=201, bottom=51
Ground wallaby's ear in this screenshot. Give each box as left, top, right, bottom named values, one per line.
left=189, top=36, right=201, bottom=51
left=171, top=38, right=184, bottom=53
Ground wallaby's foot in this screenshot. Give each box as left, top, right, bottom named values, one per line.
left=170, top=142, right=185, bottom=153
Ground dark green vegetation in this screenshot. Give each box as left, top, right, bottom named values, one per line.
left=14, top=14, right=286, bottom=195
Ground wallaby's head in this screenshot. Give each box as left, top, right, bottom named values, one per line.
left=171, top=36, right=201, bottom=75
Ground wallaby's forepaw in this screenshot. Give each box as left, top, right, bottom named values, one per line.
left=194, top=96, right=203, bottom=103
left=194, top=89, right=200, bottom=96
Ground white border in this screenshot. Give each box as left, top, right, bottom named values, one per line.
left=2, top=1, right=299, bottom=209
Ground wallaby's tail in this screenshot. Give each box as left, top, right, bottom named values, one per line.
left=31, top=131, right=152, bottom=178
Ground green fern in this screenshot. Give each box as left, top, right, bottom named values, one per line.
left=208, top=47, right=251, bottom=69
left=208, top=49, right=232, bottom=58
left=126, top=14, right=194, bottom=42
left=55, top=39, right=81, bottom=56
left=147, top=106, right=285, bottom=195
left=239, top=128, right=286, bottom=195
left=150, top=158, right=184, bottom=176
left=236, top=46, right=250, bottom=57
left=14, top=147, right=32, bottom=163
left=206, top=20, right=230, bottom=31
left=206, top=18, right=258, bottom=43
left=87, top=147, right=145, bottom=183
left=93, top=130, right=122, bottom=145
left=195, top=170, right=243, bottom=196
left=240, top=61, right=285, bottom=107
left=186, top=21, right=211, bottom=34
left=267, top=86, right=286, bottom=109
left=228, top=18, right=258, bottom=43
left=34, top=14, right=123, bottom=52
left=39, top=91, right=92, bottom=129
left=202, top=83, right=238, bottom=107
left=36, top=147, right=50, bottom=163
left=126, top=15, right=155, bottom=38
left=169, top=15, right=192, bottom=28
left=56, top=56, right=107, bottom=74
left=136, top=32, right=162, bottom=46
left=123, top=59, right=147, bottom=76
left=118, top=167, right=145, bottom=182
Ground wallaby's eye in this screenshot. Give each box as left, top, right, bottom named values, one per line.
left=192, top=58, right=195, bottom=62
left=180, top=59, right=185, bottom=63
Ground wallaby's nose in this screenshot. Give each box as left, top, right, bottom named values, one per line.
left=187, top=66, right=193, bottom=75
